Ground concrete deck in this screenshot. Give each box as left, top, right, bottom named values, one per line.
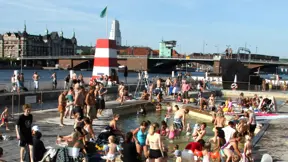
left=222, top=90, right=288, bottom=99
left=0, top=100, right=152, bottom=162
left=252, top=104, right=288, bottom=161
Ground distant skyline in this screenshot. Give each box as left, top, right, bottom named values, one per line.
left=1, top=0, right=288, bottom=57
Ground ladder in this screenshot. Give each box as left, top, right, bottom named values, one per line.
left=134, top=71, right=149, bottom=98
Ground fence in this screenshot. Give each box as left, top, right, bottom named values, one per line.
left=1, top=83, right=141, bottom=117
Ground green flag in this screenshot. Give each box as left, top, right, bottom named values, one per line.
left=100, top=6, right=107, bottom=18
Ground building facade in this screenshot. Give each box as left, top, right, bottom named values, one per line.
left=159, top=40, right=176, bottom=57
left=0, top=24, right=77, bottom=58
left=109, top=20, right=121, bottom=46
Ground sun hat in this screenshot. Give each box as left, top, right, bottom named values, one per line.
left=32, top=125, right=40, bottom=132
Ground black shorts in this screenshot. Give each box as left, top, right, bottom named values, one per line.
left=19, top=137, right=33, bottom=147
left=216, top=127, right=223, bottom=131
left=99, top=99, right=105, bottom=110
left=149, top=149, right=162, bottom=159
left=249, top=124, right=257, bottom=133
left=183, top=91, right=189, bottom=99
left=74, top=106, right=84, bottom=119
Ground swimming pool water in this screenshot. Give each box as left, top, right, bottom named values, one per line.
left=117, top=109, right=214, bottom=161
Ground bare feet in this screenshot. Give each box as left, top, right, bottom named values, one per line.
left=6, top=128, right=10, bottom=131
left=60, top=124, right=65, bottom=127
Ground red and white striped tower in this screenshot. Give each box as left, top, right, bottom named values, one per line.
left=91, top=39, right=118, bottom=81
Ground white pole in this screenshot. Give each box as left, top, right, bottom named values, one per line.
left=106, top=6, right=108, bottom=38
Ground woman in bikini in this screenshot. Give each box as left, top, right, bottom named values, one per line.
left=146, top=125, right=164, bottom=162
left=208, top=93, right=215, bottom=110
left=209, top=128, right=226, bottom=162
left=83, top=117, right=96, bottom=141
left=221, top=132, right=242, bottom=162
left=214, top=111, right=226, bottom=131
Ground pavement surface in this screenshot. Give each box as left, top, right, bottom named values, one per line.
left=252, top=104, right=288, bottom=161
left=0, top=99, right=150, bottom=162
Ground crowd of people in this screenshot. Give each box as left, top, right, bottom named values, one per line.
left=0, top=70, right=280, bottom=162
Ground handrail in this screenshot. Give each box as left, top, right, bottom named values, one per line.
left=19, top=55, right=288, bottom=64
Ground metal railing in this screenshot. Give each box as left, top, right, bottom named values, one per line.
left=20, top=55, right=288, bottom=64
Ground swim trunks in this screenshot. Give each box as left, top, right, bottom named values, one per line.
left=173, top=118, right=183, bottom=130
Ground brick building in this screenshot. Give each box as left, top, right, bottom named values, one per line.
left=0, top=23, right=77, bottom=58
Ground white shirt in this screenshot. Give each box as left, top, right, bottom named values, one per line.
left=249, top=112, right=257, bottom=125
left=222, top=126, right=236, bottom=144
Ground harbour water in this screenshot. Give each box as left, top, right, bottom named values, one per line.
left=0, top=69, right=287, bottom=92
left=1, top=69, right=288, bottom=83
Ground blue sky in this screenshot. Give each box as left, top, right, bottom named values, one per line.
left=0, top=0, right=288, bottom=57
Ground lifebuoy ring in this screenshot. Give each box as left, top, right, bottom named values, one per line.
left=231, top=83, right=238, bottom=89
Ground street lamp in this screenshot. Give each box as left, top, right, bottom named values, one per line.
left=215, top=45, right=219, bottom=54
left=203, top=41, right=207, bottom=54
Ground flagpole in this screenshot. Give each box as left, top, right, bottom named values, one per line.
left=106, top=6, right=108, bottom=38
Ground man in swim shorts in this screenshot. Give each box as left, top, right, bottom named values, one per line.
left=173, top=108, right=189, bottom=130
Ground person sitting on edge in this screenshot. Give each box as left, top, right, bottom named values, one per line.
left=109, top=114, right=125, bottom=139
left=141, top=89, right=150, bottom=100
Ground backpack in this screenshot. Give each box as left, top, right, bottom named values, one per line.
left=55, top=147, right=69, bottom=162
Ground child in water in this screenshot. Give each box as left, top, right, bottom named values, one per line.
left=161, top=121, right=169, bottom=137
left=173, top=145, right=182, bottom=162
left=0, top=107, right=10, bottom=131
left=202, top=142, right=211, bottom=162
left=156, top=103, right=162, bottom=111
left=137, top=106, right=146, bottom=116
left=164, top=114, right=170, bottom=123
left=192, top=123, right=200, bottom=138
left=166, top=103, right=172, bottom=113
left=177, top=93, right=182, bottom=102
left=243, top=134, right=253, bottom=162
left=168, top=125, right=176, bottom=142
left=186, top=123, right=192, bottom=136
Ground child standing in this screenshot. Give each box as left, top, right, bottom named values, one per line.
left=0, top=107, right=10, bottom=131
left=164, top=114, right=170, bottom=123
left=173, top=145, right=182, bottom=162
left=102, top=135, right=121, bottom=162
left=160, top=121, right=169, bottom=137
left=166, top=103, right=172, bottom=113
left=15, top=104, right=34, bottom=162
left=202, top=142, right=211, bottom=162
left=243, top=134, right=253, bottom=162
left=168, top=125, right=176, bottom=142
left=186, top=123, right=192, bottom=136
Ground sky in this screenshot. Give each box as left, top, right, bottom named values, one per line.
left=1, top=0, right=288, bottom=57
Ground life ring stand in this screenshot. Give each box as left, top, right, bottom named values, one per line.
left=231, top=83, right=238, bottom=90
